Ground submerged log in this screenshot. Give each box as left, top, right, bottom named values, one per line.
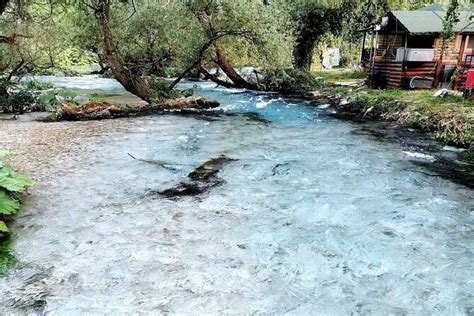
left=157, top=155, right=236, bottom=198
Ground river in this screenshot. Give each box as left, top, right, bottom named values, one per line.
left=0, top=76, right=473, bottom=314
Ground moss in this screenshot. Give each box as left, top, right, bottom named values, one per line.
left=0, top=237, right=16, bottom=276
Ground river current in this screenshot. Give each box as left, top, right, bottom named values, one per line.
left=0, top=76, right=473, bottom=314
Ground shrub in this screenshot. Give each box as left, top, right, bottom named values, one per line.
left=37, top=89, right=77, bottom=111
left=25, top=80, right=53, bottom=90
left=0, top=150, right=34, bottom=238
left=261, top=68, right=324, bottom=94
left=0, top=90, right=36, bottom=114
left=149, top=76, right=193, bottom=103
left=0, top=150, right=33, bottom=274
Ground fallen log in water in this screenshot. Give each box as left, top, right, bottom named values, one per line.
left=157, top=155, right=236, bottom=198
left=50, top=96, right=220, bottom=121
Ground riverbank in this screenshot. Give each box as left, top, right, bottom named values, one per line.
left=330, top=86, right=473, bottom=148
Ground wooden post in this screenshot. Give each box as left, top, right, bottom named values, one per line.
left=433, top=37, right=444, bottom=88
left=454, top=35, right=469, bottom=91
left=367, top=31, right=375, bottom=86
left=361, top=32, right=367, bottom=62
left=370, top=31, right=379, bottom=80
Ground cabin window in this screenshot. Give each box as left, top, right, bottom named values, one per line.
left=468, top=36, right=474, bottom=49
left=406, top=35, right=435, bottom=48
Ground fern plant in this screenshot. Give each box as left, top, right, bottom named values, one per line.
left=0, top=150, right=34, bottom=237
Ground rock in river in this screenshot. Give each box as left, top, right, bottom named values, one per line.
left=158, top=155, right=236, bottom=198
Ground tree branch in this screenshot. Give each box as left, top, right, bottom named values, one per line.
left=0, top=35, right=15, bottom=44
left=199, top=65, right=237, bottom=88
left=7, top=58, right=25, bottom=81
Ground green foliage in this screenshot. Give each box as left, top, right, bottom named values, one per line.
left=0, top=148, right=33, bottom=275
left=0, top=90, right=36, bottom=113
left=37, top=89, right=77, bottom=111
left=261, top=68, right=323, bottom=93
left=0, top=151, right=34, bottom=245
left=0, top=150, right=10, bottom=157
left=316, top=68, right=367, bottom=82
left=0, top=221, right=9, bottom=235
left=0, top=237, right=16, bottom=275
left=149, top=76, right=193, bottom=102
left=0, top=164, right=35, bottom=193
left=25, top=80, right=53, bottom=90
left=57, top=47, right=97, bottom=67
left=0, top=191, right=20, bottom=216
left=349, top=87, right=474, bottom=147
left=441, top=0, right=461, bottom=57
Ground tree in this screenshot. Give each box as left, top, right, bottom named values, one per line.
left=82, top=0, right=151, bottom=101
left=288, top=0, right=357, bottom=70
left=172, top=0, right=291, bottom=90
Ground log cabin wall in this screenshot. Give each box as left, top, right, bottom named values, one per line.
left=368, top=60, right=403, bottom=88
left=434, top=34, right=462, bottom=64
left=368, top=33, right=469, bottom=89
left=376, top=34, right=403, bottom=60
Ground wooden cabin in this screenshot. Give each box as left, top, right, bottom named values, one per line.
left=364, top=6, right=474, bottom=91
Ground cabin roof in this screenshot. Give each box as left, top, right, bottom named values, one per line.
left=389, top=10, right=474, bottom=35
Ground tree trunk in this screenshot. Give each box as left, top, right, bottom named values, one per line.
left=214, top=42, right=257, bottom=89
left=293, top=36, right=316, bottom=71
left=94, top=0, right=150, bottom=102
left=168, top=39, right=215, bottom=90
left=199, top=65, right=237, bottom=88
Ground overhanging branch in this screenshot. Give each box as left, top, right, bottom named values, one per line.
left=0, top=35, right=15, bottom=44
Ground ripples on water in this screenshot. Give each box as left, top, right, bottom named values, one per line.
left=1, top=78, right=473, bottom=314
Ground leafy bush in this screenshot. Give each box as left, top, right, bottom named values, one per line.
left=159, top=67, right=182, bottom=78
left=0, top=236, right=16, bottom=275
left=0, top=150, right=34, bottom=238
left=25, top=80, right=53, bottom=90
left=261, top=68, right=324, bottom=94
left=0, top=90, right=36, bottom=114
left=149, top=76, right=193, bottom=103
left=37, top=89, right=77, bottom=111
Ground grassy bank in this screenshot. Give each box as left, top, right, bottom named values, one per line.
left=313, top=68, right=473, bottom=150
left=313, top=67, right=367, bottom=84
left=331, top=84, right=474, bottom=150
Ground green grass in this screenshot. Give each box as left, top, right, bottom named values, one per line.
left=314, top=68, right=367, bottom=83
left=0, top=237, right=16, bottom=275
left=348, top=88, right=474, bottom=147
left=362, top=89, right=473, bottom=111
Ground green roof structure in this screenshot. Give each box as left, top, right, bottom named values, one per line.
left=389, top=9, right=474, bottom=34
